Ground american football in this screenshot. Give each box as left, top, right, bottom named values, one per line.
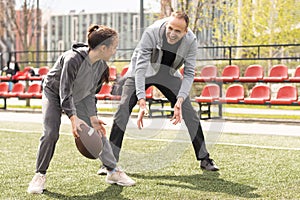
left=75, top=123, right=103, bottom=159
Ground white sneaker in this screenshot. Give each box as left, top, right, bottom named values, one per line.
left=105, top=168, right=135, bottom=186
left=27, top=173, right=46, bottom=194
left=97, top=166, right=107, bottom=175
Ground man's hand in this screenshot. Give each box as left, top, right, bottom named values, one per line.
left=90, top=116, right=107, bottom=137
left=70, top=115, right=87, bottom=138
left=137, top=98, right=148, bottom=129
left=170, top=97, right=184, bottom=125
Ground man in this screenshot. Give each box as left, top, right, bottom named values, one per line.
left=98, top=11, right=219, bottom=175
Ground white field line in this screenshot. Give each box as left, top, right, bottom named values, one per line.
left=1, top=128, right=299, bottom=151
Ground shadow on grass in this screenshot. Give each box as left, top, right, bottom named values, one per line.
left=131, top=171, right=260, bottom=199
left=43, top=184, right=131, bottom=200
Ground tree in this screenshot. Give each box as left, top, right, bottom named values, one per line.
left=212, top=0, right=300, bottom=62
left=161, top=0, right=223, bottom=46
left=0, top=0, right=15, bottom=66
left=213, top=0, right=300, bottom=45
left=4, top=0, right=40, bottom=106
left=162, top=0, right=299, bottom=46
left=161, top=0, right=215, bottom=36
left=160, top=0, right=173, bottom=18
left=4, top=0, right=41, bottom=66
left=177, top=0, right=213, bottom=34
left=13, top=1, right=39, bottom=55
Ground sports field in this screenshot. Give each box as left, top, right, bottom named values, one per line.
left=0, top=117, right=299, bottom=200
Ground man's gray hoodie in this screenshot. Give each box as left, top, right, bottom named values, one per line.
left=43, top=43, right=107, bottom=118
left=126, top=17, right=198, bottom=101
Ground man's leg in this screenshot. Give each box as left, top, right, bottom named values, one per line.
left=181, top=98, right=219, bottom=170
left=150, top=72, right=218, bottom=171
left=181, top=97, right=209, bottom=160
left=109, top=78, right=138, bottom=161
left=153, top=83, right=208, bottom=159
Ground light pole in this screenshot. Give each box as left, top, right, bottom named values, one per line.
left=140, top=0, right=144, bottom=38
left=36, top=0, right=40, bottom=67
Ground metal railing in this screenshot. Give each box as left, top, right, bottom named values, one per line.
left=1, top=43, right=299, bottom=70
left=197, top=43, right=300, bottom=65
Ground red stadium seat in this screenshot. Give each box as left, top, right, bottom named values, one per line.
left=146, top=86, right=154, bottom=99
left=195, top=84, right=220, bottom=103
left=269, top=85, right=298, bottom=104
left=194, top=65, right=218, bottom=82
left=219, top=84, right=244, bottom=103
left=33, top=92, right=42, bottom=99
left=215, top=65, right=239, bottom=82
left=0, top=82, right=9, bottom=109
left=12, top=71, right=30, bottom=81
left=109, top=66, right=117, bottom=81
left=244, top=85, right=270, bottom=104
left=1, top=82, right=25, bottom=98
left=38, top=66, right=50, bottom=75
left=12, top=66, right=34, bottom=81
left=146, top=86, right=172, bottom=117
left=29, top=66, right=49, bottom=81
left=18, top=83, right=41, bottom=99
left=0, top=82, right=9, bottom=95
left=239, top=65, right=264, bottom=82
left=195, top=84, right=220, bottom=119
left=0, top=74, right=11, bottom=81
left=120, top=66, right=129, bottom=77
left=288, top=65, right=300, bottom=82
left=263, top=64, right=288, bottom=82
left=95, top=84, right=112, bottom=100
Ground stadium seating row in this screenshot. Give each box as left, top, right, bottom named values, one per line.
left=0, top=65, right=118, bottom=82
left=0, top=82, right=42, bottom=99
left=0, top=66, right=49, bottom=81
left=195, top=83, right=299, bottom=119
left=196, top=84, right=299, bottom=104
left=2, top=63, right=298, bottom=83
left=1, top=64, right=300, bottom=119
left=0, top=82, right=42, bottom=109
left=0, top=80, right=164, bottom=117
left=192, top=64, right=300, bottom=83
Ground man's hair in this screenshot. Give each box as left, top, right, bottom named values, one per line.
left=171, top=11, right=189, bottom=28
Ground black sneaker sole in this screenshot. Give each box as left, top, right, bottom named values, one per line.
left=200, top=166, right=219, bottom=171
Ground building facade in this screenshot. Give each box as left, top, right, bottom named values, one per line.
left=47, top=11, right=158, bottom=62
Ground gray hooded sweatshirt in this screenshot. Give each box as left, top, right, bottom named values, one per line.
left=43, top=43, right=107, bottom=118
left=126, top=17, right=198, bottom=101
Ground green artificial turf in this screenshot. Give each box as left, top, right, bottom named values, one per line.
left=0, top=121, right=299, bottom=199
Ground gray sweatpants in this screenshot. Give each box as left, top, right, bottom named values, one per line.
left=110, top=66, right=209, bottom=162
left=35, top=86, right=116, bottom=174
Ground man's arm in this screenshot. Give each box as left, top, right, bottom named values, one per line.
left=135, top=29, right=156, bottom=100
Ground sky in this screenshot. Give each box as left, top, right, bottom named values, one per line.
left=15, top=0, right=160, bottom=14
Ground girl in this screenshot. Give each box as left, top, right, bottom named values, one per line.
left=28, top=24, right=135, bottom=194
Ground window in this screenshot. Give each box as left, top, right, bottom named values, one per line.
left=133, top=15, right=140, bottom=42
left=71, top=17, right=78, bottom=42
left=58, top=40, right=64, bottom=51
